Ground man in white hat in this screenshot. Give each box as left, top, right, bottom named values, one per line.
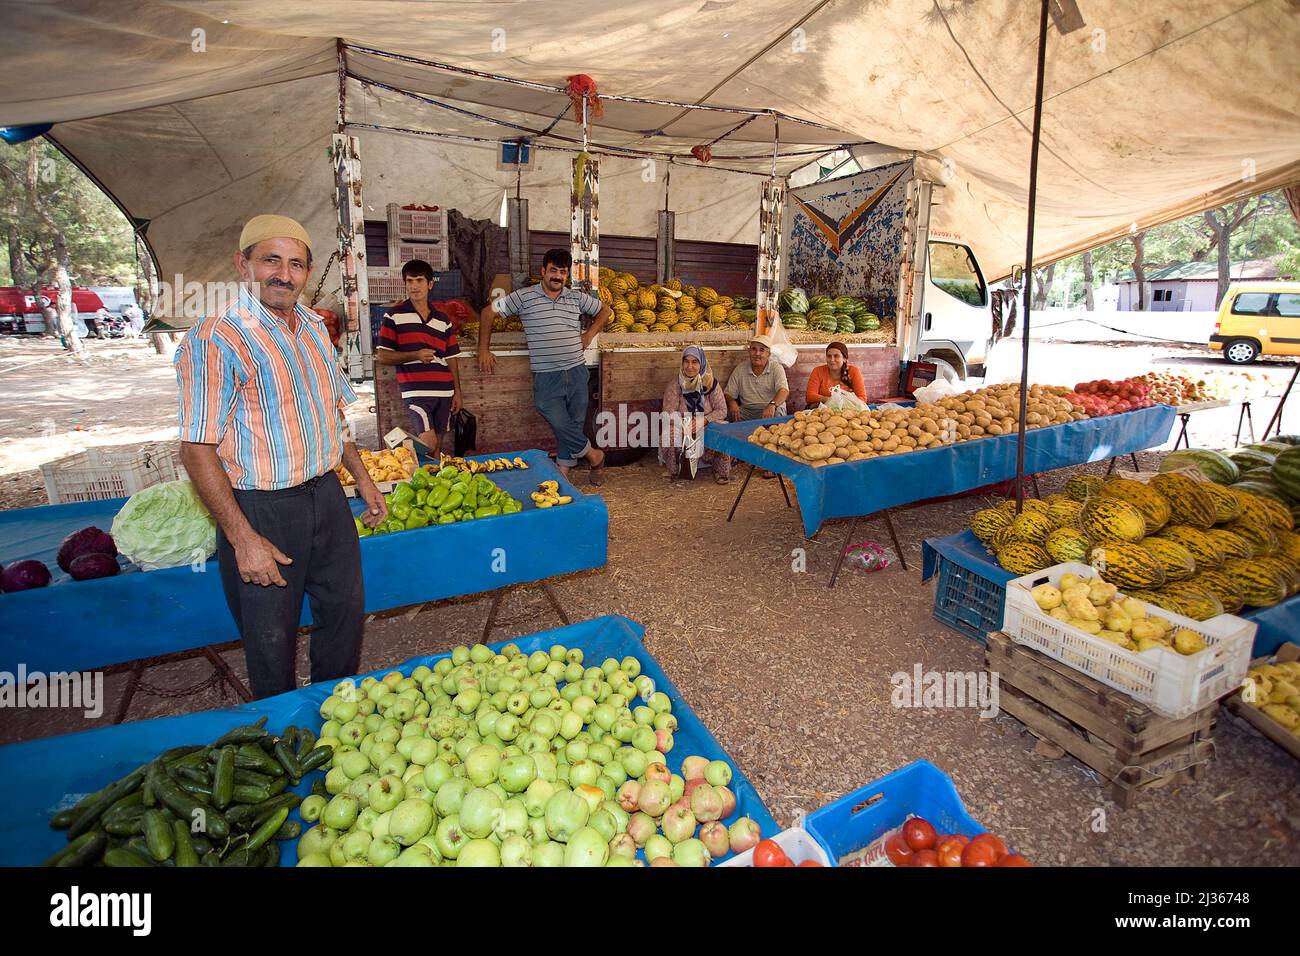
left=174, top=214, right=387, bottom=698
left=725, top=333, right=789, bottom=423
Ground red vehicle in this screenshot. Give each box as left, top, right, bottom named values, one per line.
left=0, top=287, right=108, bottom=334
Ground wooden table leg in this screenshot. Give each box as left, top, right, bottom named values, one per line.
left=113, top=659, right=145, bottom=725
left=726, top=463, right=757, bottom=522
left=881, top=509, right=910, bottom=572
left=1130, top=452, right=1140, bottom=471
left=1173, top=413, right=1191, bottom=449
left=1029, top=474, right=1041, bottom=499
left=1105, top=457, right=1118, bottom=476
left=202, top=645, right=252, bottom=702
left=539, top=581, right=571, bottom=627
left=827, top=516, right=860, bottom=589
left=481, top=588, right=507, bottom=641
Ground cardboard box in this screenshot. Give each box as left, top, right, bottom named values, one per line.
left=1224, top=642, right=1300, bottom=761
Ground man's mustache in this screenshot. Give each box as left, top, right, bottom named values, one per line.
left=263, top=280, right=296, bottom=290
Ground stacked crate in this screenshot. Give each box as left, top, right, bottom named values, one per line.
left=387, top=203, right=448, bottom=270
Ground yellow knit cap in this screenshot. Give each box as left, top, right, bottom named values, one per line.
left=238, top=214, right=312, bottom=255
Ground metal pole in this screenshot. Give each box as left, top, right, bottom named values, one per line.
left=1015, top=0, right=1051, bottom=513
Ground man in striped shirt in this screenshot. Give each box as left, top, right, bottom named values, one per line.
left=477, top=248, right=611, bottom=482
left=374, top=259, right=462, bottom=454
left=174, top=215, right=387, bottom=699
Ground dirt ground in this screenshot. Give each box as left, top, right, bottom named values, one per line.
left=1, top=333, right=1298, bottom=866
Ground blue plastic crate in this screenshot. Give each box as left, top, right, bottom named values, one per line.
left=804, top=760, right=984, bottom=866
left=932, top=553, right=1006, bottom=644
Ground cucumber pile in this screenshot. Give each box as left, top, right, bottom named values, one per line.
left=42, top=717, right=332, bottom=867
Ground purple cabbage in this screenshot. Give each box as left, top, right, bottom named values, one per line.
left=1, top=559, right=52, bottom=592
left=68, top=552, right=121, bottom=581
left=57, top=526, right=117, bottom=574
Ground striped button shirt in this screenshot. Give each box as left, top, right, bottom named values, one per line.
left=493, top=285, right=602, bottom=373
left=174, top=288, right=358, bottom=491
left=375, top=298, right=460, bottom=399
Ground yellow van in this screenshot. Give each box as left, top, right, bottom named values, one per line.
left=1208, top=282, right=1300, bottom=363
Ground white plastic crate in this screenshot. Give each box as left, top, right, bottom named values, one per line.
left=386, top=203, right=446, bottom=242
left=718, top=826, right=830, bottom=867
left=388, top=239, right=448, bottom=271
left=41, top=443, right=182, bottom=504
left=1003, top=561, right=1255, bottom=719
left=366, top=267, right=406, bottom=306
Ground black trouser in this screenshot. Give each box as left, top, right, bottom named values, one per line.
left=216, top=471, right=364, bottom=699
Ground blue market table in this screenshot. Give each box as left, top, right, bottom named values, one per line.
left=0, top=615, right=778, bottom=868
left=705, top=404, right=1176, bottom=587
left=922, top=529, right=1296, bottom=657
left=0, top=450, right=607, bottom=718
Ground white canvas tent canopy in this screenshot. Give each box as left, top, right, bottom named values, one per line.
left=2, top=0, right=1298, bottom=294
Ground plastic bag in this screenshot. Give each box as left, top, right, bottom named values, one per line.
left=765, top=314, right=799, bottom=368
left=824, top=385, right=870, bottom=413
left=912, top=379, right=959, bottom=404
left=452, top=408, right=477, bottom=456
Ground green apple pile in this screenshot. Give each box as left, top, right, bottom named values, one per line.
left=294, top=642, right=762, bottom=867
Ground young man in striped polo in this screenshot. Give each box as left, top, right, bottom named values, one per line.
left=175, top=215, right=387, bottom=698
left=374, top=259, right=463, bottom=454
left=477, top=248, right=611, bottom=483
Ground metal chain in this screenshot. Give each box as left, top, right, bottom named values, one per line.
left=135, top=667, right=223, bottom=700
left=309, top=249, right=342, bottom=307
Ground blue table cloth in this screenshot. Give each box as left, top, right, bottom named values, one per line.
left=922, top=529, right=1296, bottom=657
left=0, top=450, right=607, bottom=674
left=705, top=405, right=1176, bottom=537
left=0, top=615, right=777, bottom=867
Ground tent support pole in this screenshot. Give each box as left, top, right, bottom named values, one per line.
left=1015, top=0, right=1052, bottom=513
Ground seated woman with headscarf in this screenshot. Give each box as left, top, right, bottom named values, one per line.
left=659, top=346, right=732, bottom=485
left=805, top=341, right=867, bottom=408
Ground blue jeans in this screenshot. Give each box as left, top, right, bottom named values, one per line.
left=534, top=364, right=591, bottom=467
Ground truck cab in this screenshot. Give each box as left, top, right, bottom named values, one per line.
left=917, top=231, right=992, bottom=380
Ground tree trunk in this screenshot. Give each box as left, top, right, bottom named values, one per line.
left=1203, top=209, right=1230, bottom=306
left=1033, top=263, right=1055, bottom=311
left=1131, top=233, right=1146, bottom=311
left=23, top=143, right=81, bottom=352
left=1082, top=250, right=1095, bottom=311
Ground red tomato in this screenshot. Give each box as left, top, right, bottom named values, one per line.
left=798, top=859, right=823, bottom=867
left=902, top=817, right=938, bottom=852
left=783, top=859, right=796, bottom=867
left=910, top=849, right=940, bottom=867
left=998, top=854, right=1033, bottom=867
left=753, top=839, right=788, bottom=868
left=961, top=840, right=1000, bottom=868
left=970, top=832, right=1009, bottom=860
left=884, top=833, right=915, bottom=866
left=935, top=835, right=967, bottom=867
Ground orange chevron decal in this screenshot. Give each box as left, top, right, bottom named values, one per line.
left=792, top=167, right=907, bottom=256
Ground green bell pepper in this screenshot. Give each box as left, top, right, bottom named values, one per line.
left=390, top=483, right=417, bottom=508
left=438, top=491, right=464, bottom=515
left=464, top=488, right=478, bottom=510
left=405, top=509, right=429, bottom=530
left=437, top=466, right=459, bottom=481
left=428, top=485, right=450, bottom=509
left=437, top=514, right=456, bottom=525
left=474, top=505, right=502, bottom=519
left=415, top=488, right=429, bottom=507
left=410, top=468, right=430, bottom=490
left=502, top=500, right=523, bottom=515
left=391, top=501, right=412, bottom=522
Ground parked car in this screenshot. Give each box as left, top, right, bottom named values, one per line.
left=1208, top=281, right=1300, bottom=363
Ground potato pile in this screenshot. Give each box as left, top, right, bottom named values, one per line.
left=1030, top=571, right=1208, bottom=656
left=747, top=385, right=1087, bottom=467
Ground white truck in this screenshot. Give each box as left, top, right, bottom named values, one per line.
left=783, top=159, right=1002, bottom=385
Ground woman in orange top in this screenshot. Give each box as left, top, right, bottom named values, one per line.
left=806, top=341, right=867, bottom=407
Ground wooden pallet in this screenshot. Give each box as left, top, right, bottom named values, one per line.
left=986, top=631, right=1216, bottom=809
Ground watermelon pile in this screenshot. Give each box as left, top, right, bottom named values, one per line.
left=1163, top=438, right=1300, bottom=525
